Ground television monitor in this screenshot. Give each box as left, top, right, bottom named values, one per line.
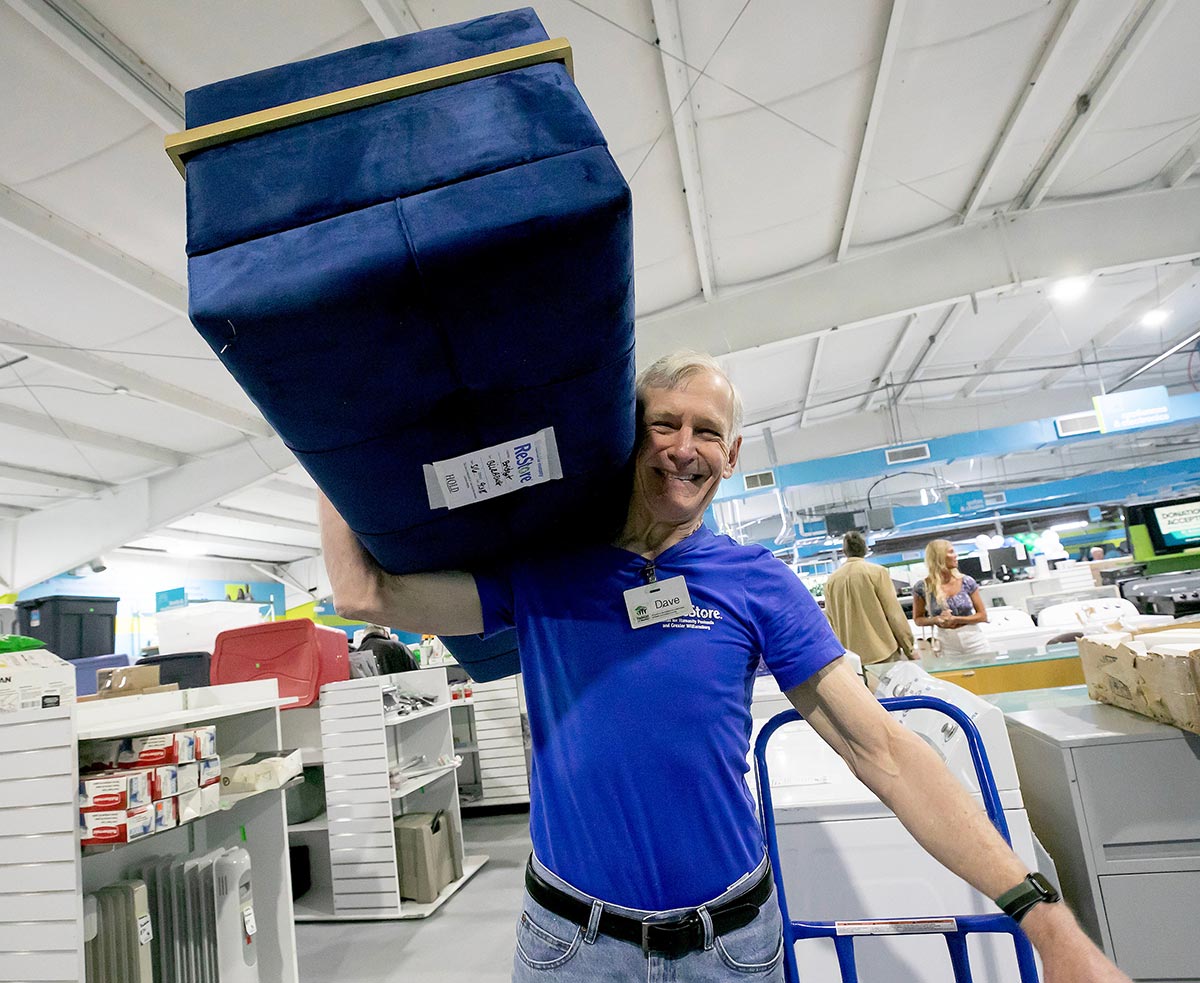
left=824, top=511, right=861, bottom=536
left=987, top=546, right=1021, bottom=574
left=1142, top=494, right=1200, bottom=555
left=866, top=507, right=895, bottom=530
left=956, top=556, right=984, bottom=581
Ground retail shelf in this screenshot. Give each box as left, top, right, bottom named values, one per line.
left=383, top=701, right=451, bottom=727
left=450, top=698, right=474, bottom=707
left=291, top=854, right=488, bottom=923
left=299, top=746, right=322, bottom=766
left=78, top=689, right=283, bottom=740
left=286, top=813, right=328, bottom=835
left=391, top=763, right=458, bottom=799
left=397, top=855, right=489, bottom=918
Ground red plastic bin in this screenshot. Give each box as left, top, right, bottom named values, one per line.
left=211, top=620, right=349, bottom=708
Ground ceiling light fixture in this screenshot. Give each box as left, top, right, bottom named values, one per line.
left=1140, top=309, right=1170, bottom=327
left=1050, top=520, right=1088, bottom=532
left=1049, top=277, right=1089, bottom=302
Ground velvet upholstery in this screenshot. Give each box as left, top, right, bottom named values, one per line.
left=183, top=9, right=635, bottom=679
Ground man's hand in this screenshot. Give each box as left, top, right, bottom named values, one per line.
left=1020, top=902, right=1132, bottom=983
left=318, top=492, right=485, bottom=635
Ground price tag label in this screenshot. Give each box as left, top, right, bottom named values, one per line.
left=137, top=914, right=153, bottom=945
left=242, top=905, right=257, bottom=937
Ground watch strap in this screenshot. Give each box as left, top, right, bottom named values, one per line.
left=996, top=873, right=1059, bottom=924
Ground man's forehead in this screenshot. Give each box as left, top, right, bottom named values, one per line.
left=642, top=373, right=735, bottom=416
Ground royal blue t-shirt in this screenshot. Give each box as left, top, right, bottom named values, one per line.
left=475, top=526, right=845, bottom=910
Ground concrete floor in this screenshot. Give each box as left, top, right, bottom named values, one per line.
left=296, top=810, right=532, bottom=982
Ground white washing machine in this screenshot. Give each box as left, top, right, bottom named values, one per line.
left=749, top=665, right=1052, bottom=983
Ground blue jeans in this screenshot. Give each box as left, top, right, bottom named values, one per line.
left=512, top=855, right=785, bottom=982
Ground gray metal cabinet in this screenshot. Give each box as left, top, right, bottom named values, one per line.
left=1004, top=701, right=1200, bottom=981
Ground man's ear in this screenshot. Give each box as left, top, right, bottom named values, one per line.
left=723, top=435, right=743, bottom=478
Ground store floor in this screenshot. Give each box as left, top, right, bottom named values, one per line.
left=296, top=810, right=533, bottom=982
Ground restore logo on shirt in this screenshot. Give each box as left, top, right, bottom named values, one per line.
left=661, top=606, right=723, bottom=630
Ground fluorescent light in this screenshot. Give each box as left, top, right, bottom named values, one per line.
left=1050, top=277, right=1089, bottom=302
left=1050, top=521, right=1088, bottom=532
left=1112, top=324, right=1200, bottom=392
left=1140, top=308, right=1170, bottom=327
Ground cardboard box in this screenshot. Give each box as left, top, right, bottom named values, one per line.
left=80, top=770, right=151, bottom=812
left=220, top=749, right=301, bottom=794
left=155, top=797, right=178, bottom=831
left=1077, top=627, right=1200, bottom=735
left=80, top=805, right=154, bottom=845
left=194, top=725, right=217, bottom=759
left=394, top=812, right=456, bottom=903
left=199, top=755, right=221, bottom=788
left=144, top=764, right=178, bottom=801
left=0, top=648, right=75, bottom=713
left=176, top=762, right=199, bottom=794
left=117, top=731, right=197, bottom=768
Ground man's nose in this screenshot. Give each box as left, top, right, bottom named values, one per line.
left=667, top=428, right=698, bottom=458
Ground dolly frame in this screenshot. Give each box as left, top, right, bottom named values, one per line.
left=753, top=695, right=1040, bottom=983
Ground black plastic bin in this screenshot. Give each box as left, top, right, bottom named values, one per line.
left=16, top=595, right=118, bottom=661
left=136, top=651, right=212, bottom=689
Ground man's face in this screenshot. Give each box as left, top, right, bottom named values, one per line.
left=633, top=371, right=742, bottom=525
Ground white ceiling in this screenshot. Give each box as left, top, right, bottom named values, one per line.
left=1, top=0, right=1199, bottom=588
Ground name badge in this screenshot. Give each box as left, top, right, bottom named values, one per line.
left=623, top=576, right=693, bottom=629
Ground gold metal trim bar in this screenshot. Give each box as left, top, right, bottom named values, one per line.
left=164, top=38, right=574, bottom=177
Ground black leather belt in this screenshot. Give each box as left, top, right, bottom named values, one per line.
left=524, top=859, right=774, bottom=958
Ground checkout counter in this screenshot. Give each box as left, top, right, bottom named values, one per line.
left=916, top=643, right=1086, bottom=695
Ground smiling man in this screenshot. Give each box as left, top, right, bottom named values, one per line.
left=321, top=350, right=1129, bottom=983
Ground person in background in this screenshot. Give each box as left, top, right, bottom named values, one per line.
left=913, top=539, right=989, bottom=656
left=1089, top=546, right=1106, bottom=562
left=823, top=530, right=914, bottom=686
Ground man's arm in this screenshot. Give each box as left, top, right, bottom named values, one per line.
left=785, top=659, right=1130, bottom=983
left=873, top=567, right=914, bottom=656
left=319, top=492, right=485, bottom=636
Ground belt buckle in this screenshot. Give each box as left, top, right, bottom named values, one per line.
left=641, top=911, right=699, bottom=958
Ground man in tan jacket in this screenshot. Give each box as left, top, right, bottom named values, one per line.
left=824, top=530, right=914, bottom=678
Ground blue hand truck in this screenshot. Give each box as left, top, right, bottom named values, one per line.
left=753, top=695, right=1040, bottom=983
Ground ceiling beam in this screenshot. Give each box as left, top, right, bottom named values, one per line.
left=149, top=526, right=320, bottom=555
left=862, top=312, right=919, bottom=412
left=0, top=183, right=187, bottom=316
left=797, top=334, right=827, bottom=429
left=1014, top=0, right=1179, bottom=210
left=1037, top=263, right=1197, bottom=390
left=0, top=402, right=186, bottom=466
left=636, top=183, right=1200, bottom=366
left=359, top=0, right=420, bottom=36
left=0, top=504, right=30, bottom=519
left=0, top=461, right=107, bottom=494
left=204, top=504, right=319, bottom=534
left=893, top=302, right=969, bottom=403
left=961, top=0, right=1085, bottom=220
left=1, top=436, right=294, bottom=591
left=5, top=0, right=184, bottom=130
left=650, top=0, right=717, bottom=300
left=837, top=0, right=907, bottom=260
left=0, top=318, right=272, bottom=437
left=958, top=304, right=1052, bottom=399
left=1162, top=141, right=1200, bottom=188
left=257, top=478, right=318, bottom=501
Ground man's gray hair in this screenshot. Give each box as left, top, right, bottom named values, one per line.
left=635, top=350, right=744, bottom=438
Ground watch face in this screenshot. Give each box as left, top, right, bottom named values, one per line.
left=1030, top=873, right=1060, bottom=902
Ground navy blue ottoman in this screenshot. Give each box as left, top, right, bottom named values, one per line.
left=172, top=9, right=636, bottom=679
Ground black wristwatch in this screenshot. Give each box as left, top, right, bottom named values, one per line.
left=996, top=873, right=1060, bottom=923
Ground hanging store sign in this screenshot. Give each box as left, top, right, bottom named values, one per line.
left=1092, top=386, right=1170, bottom=434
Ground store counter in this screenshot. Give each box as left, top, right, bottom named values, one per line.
left=916, top=643, right=1085, bottom=695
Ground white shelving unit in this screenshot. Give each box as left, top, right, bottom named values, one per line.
left=0, top=680, right=299, bottom=983
left=467, top=674, right=531, bottom=808
left=281, top=668, right=487, bottom=921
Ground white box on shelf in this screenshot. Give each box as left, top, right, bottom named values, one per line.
left=0, top=648, right=75, bottom=713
